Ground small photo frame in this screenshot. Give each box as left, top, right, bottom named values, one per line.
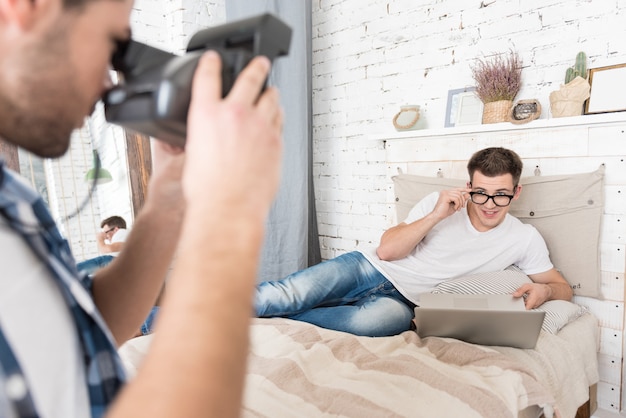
left=584, top=63, right=626, bottom=114
left=445, top=87, right=483, bottom=127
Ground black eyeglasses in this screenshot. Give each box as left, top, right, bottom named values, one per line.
left=469, top=192, right=515, bottom=207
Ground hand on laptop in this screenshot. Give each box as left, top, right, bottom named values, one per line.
left=512, top=283, right=551, bottom=309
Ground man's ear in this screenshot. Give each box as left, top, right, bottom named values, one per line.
left=513, top=184, right=523, bottom=200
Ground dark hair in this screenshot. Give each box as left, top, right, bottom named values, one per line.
left=467, top=147, right=523, bottom=186
left=100, top=215, right=126, bottom=229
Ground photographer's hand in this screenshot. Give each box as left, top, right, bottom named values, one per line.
left=182, top=51, right=283, bottom=217
left=108, top=51, right=284, bottom=418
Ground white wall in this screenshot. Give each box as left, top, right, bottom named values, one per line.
left=311, top=0, right=626, bottom=260
left=131, top=0, right=226, bottom=51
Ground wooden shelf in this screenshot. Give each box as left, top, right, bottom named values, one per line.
left=370, top=112, right=626, bottom=142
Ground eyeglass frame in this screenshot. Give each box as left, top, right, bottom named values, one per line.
left=468, top=191, right=516, bottom=207
left=103, top=226, right=118, bottom=235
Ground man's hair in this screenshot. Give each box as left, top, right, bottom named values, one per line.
left=467, top=147, right=523, bottom=186
left=101, top=216, right=126, bottom=229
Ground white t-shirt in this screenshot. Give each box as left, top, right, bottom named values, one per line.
left=107, top=228, right=129, bottom=257
left=360, top=192, right=553, bottom=303
left=0, top=218, right=90, bottom=418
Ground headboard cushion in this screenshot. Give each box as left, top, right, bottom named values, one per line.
left=392, top=166, right=605, bottom=297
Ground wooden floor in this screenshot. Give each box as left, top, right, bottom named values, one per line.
left=576, top=399, right=592, bottom=418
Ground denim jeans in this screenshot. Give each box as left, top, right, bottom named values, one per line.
left=140, top=307, right=159, bottom=335
left=76, top=255, right=114, bottom=276
left=255, top=251, right=415, bottom=337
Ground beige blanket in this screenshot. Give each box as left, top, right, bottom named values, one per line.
left=118, top=313, right=598, bottom=418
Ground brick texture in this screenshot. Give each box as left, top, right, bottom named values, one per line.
left=311, top=0, right=626, bottom=259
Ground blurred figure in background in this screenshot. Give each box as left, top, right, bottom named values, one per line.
left=77, top=215, right=129, bottom=275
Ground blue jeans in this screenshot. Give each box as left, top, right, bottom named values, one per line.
left=255, top=251, right=415, bottom=337
left=140, top=307, right=160, bottom=335
left=76, top=255, right=114, bottom=276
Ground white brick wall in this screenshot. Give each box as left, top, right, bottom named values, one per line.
left=46, top=127, right=104, bottom=261
left=131, top=0, right=226, bottom=51
left=312, top=0, right=626, bottom=259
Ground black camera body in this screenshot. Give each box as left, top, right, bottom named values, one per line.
left=103, top=13, right=292, bottom=148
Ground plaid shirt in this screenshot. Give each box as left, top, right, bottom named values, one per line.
left=0, top=163, right=126, bottom=417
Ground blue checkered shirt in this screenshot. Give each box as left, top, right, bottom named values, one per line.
left=0, top=163, right=126, bottom=417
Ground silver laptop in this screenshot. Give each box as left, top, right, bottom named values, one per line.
left=413, top=293, right=545, bottom=349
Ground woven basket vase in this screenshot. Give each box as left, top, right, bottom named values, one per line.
left=482, top=100, right=513, bottom=124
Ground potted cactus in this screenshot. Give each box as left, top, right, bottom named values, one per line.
left=549, top=52, right=590, bottom=118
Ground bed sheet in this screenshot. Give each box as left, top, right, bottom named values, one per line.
left=118, top=312, right=599, bottom=418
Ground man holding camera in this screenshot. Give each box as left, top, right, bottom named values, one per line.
left=0, top=1, right=283, bottom=417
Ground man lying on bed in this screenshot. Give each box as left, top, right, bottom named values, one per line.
left=256, top=147, right=573, bottom=337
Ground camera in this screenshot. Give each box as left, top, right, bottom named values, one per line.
left=103, top=13, right=292, bottom=148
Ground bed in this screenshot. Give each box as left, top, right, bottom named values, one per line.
left=119, top=312, right=598, bottom=418
left=119, top=168, right=603, bottom=418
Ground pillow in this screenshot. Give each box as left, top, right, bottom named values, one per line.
left=432, top=266, right=531, bottom=295
left=430, top=268, right=588, bottom=334
left=392, top=167, right=605, bottom=297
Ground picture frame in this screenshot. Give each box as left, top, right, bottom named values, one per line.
left=445, top=87, right=483, bottom=127
left=584, top=63, right=626, bottom=114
